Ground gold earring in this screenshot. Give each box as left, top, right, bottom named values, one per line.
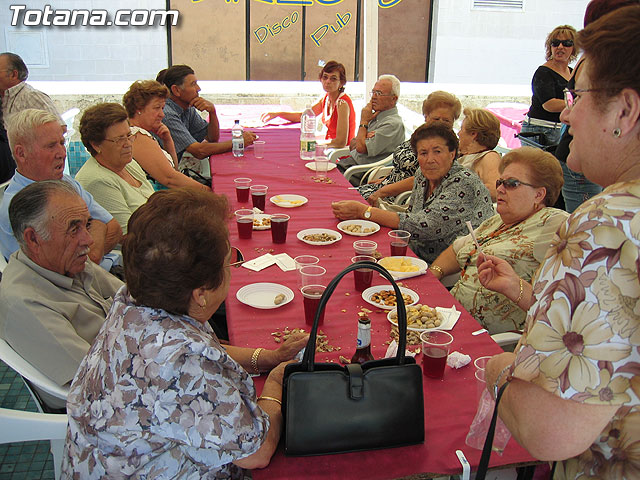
left=201, top=299, right=207, bottom=309
left=613, top=128, right=622, bottom=138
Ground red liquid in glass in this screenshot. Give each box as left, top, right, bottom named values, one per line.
left=252, top=192, right=266, bottom=211
left=236, top=186, right=250, bottom=202
left=423, top=347, right=448, bottom=379
left=390, top=242, right=408, bottom=256
left=271, top=217, right=288, bottom=243
left=353, top=269, right=373, bottom=292
left=237, top=218, right=253, bottom=239
left=303, top=289, right=325, bottom=325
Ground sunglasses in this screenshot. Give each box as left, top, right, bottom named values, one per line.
left=496, top=178, right=539, bottom=189
left=551, top=39, right=573, bottom=48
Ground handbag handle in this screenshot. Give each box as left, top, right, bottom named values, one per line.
left=300, top=261, right=408, bottom=370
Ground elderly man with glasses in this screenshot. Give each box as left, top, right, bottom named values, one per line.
left=337, top=74, right=405, bottom=185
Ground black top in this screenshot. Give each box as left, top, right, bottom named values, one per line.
left=554, top=61, right=583, bottom=163
left=527, top=65, right=572, bottom=123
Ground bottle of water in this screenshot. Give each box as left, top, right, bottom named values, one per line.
left=232, top=119, right=244, bottom=158
left=300, top=106, right=316, bottom=160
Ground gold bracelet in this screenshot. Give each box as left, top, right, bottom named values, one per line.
left=429, top=264, right=444, bottom=278
left=257, top=395, right=282, bottom=406
left=251, top=348, right=263, bottom=374
left=515, top=278, right=524, bottom=305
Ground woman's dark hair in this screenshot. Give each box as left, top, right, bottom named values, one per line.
left=123, top=188, right=230, bottom=315
left=122, top=80, right=169, bottom=118
left=410, top=123, right=459, bottom=157
left=319, top=61, right=347, bottom=92
left=584, top=0, right=640, bottom=26
left=500, top=147, right=564, bottom=206
left=79, top=103, right=128, bottom=156
left=577, top=5, right=640, bottom=108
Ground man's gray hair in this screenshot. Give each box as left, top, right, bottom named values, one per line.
left=378, top=74, right=401, bottom=97
left=9, top=180, right=79, bottom=251
left=7, top=108, right=60, bottom=154
left=0, top=52, right=28, bottom=82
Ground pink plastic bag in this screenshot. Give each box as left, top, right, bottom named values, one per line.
left=465, top=388, right=512, bottom=454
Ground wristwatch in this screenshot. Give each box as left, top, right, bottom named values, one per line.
left=363, top=206, right=372, bottom=219
left=359, top=123, right=369, bottom=129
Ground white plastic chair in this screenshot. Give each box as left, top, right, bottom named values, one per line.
left=394, top=190, right=412, bottom=206
left=328, top=147, right=349, bottom=164
left=343, top=154, right=393, bottom=186
left=491, top=332, right=522, bottom=350
left=362, top=165, right=392, bottom=185
left=0, top=408, right=67, bottom=480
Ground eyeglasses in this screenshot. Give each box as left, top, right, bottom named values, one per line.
left=104, top=132, right=135, bottom=146
left=227, top=246, right=245, bottom=268
left=563, top=88, right=610, bottom=110
left=370, top=90, right=394, bottom=97
left=551, top=39, right=573, bottom=48
left=496, top=178, right=539, bottom=190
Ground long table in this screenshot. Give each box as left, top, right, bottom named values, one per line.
left=210, top=124, right=535, bottom=479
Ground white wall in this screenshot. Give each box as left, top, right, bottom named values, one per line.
left=0, top=0, right=168, bottom=81
left=430, top=0, right=590, bottom=85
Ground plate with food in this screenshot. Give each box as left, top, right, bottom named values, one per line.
left=297, top=228, right=342, bottom=246
left=387, top=304, right=460, bottom=332
left=270, top=194, right=308, bottom=208
left=337, top=220, right=380, bottom=237
left=361, top=285, right=419, bottom=310
left=253, top=214, right=272, bottom=230
left=378, top=256, right=428, bottom=280
left=305, top=161, right=337, bottom=172
left=236, top=283, right=294, bottom=309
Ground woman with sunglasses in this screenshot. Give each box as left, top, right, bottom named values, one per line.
left=261, top=61, right=356, bottom=148
left=76, top=103, right=155, bottom=234
left=428, top=147, right=567, bottom=335
left=521, top=25, right=578, bottom=150
left=479, top=7, right=640, bottom=477
left=63, top=188, right=308, bottom=478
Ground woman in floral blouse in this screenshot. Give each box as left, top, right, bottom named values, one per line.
left=332, top=123, right=495, bottom=263
left=429, top=147, right=567, bottom=335
left=479, top=6, right=640, bottom=479
left=63, top=188, right=307, bottom=479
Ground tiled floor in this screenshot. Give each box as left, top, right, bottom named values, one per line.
left=0, top=360, right=55, bottom=480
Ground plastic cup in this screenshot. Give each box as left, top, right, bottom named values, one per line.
left=234, top=178, right=251, bottom=203
left=474, top=356, right=493, bottom=371
left=234, top=209, right=254, bottom=239
left=389, top=230, right=411, bottom=256
left=270, top=214, right=289, bottom=244
left=300, top=265, right=326, bottom=289
left=420, top=330, right=454, bottom=379
left=351, top=255, right=376, bottom=292
left=250, top=185, right=268, bottom=211
left=353, top=240, right=377, bottom=256
left=294, top=255, right=320, bottom=289
left=254, top=140, right=265, bottom=159
left=302, top=284, right=326, bottom=325
left=314, top=145, right=329, bottom=177
left=474, top=356, right=493, bottom=399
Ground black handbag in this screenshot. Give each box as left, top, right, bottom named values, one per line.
left=282, top=261, right=425, bottom=456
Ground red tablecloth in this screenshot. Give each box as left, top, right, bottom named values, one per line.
left=210, top=125, right=535, bottom=479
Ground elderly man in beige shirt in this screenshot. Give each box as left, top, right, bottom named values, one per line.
left=0, top=180, right=123, bottom=409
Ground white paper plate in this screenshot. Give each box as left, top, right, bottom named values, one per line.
left=337, top=220, right=380, bottom=237
left=305, top=161, right=337, bottom=172
left=378, top=256, right=428, bottom=280
left=270, top=194, right=308, bottom=208
left=253, top=214, right=271, bottom=230
left=387, top=305, right=461, bottom=332
left=236, top=283, right=294, bottom=309
left=361, top=285, right=419, bottom=311
left=297, top=228, right=342, bottom=245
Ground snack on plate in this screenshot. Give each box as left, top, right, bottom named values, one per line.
left=343, top=224, right=375, bottom=234
left=371, top=290, right=413, bottom=307
left=388, top=304, right=443, bottom=329
left=273, top=293, right=286, bottom=305
left=303, top=233, right=337, bottom=242
left=389, top=326, right=422, bottom=346
left=379, top=256, right=420, bottom=272
left=271, top=327, right=340, bottom=353
left=253, top=217, right=271, bottom=227
left=274, top=196, right=303, bottom=205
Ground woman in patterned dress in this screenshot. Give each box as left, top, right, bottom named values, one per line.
left=429, top=147, right=567, bottom=335
left=63, top=188, right=307, bottom=479
left=479, top=6, right=640, bottom=478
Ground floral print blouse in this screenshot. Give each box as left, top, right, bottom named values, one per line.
left=357, top=139, right=416, bottom=201
left=513, top=181, right=640, bottom=479
left=451, top=208, right=568, bottom=335
left=62, top=287, right=269, bottom=479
